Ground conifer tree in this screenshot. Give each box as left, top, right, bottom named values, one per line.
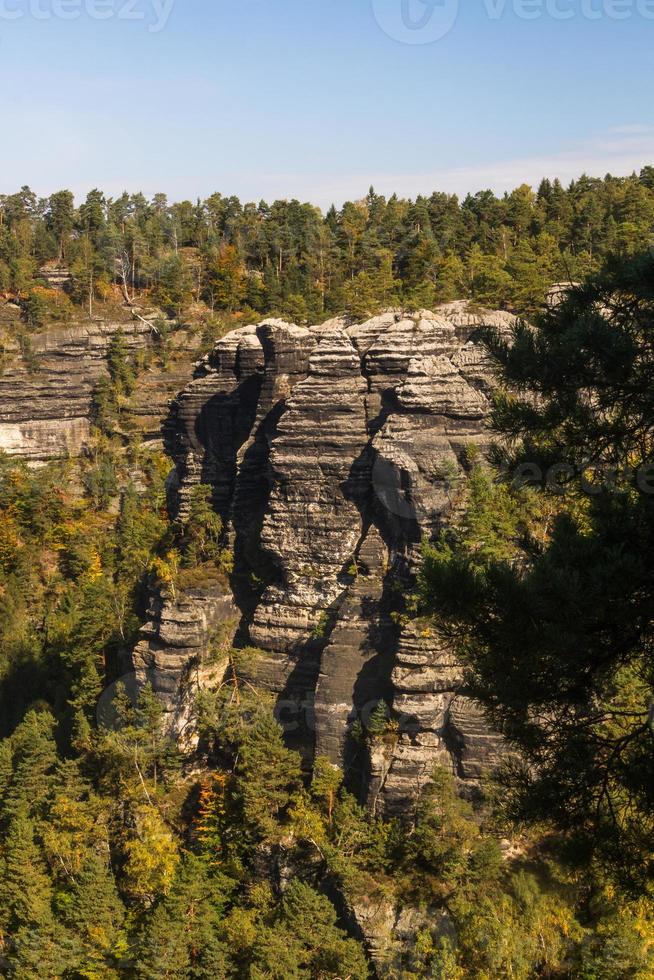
left=0, top=807, right=54, bottom=933
left=63, top=854, right=127, bottom=975
left=422, top=252, right=654, bottom=893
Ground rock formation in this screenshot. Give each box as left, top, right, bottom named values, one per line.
left=131, top=584, right=239, bottom=749
left=0, top=305, right=199, bottom=463
left=0, top=295, right=509, bottom=811
left=163, top=303, right=512, bottom=811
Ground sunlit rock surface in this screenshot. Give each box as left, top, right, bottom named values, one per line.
left=165, top=304, right=512, bottom=808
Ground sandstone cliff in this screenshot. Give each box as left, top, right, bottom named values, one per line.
left=0, top=304, right=200, bottom=463
left=162, top=303, right=511, bottom=811
left=1, top=296, right=509, bottom=812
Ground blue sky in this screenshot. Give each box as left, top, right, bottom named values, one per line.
left=1, top=0, right=653, bottom=208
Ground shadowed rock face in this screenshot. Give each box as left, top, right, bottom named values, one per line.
left=0, top=299, right=509, bottom=809
left=160, top=304, right=513, bottom=809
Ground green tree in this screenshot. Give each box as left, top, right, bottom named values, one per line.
left=183, top=484, right=223, bottom=567
left=135, top=854, right=230, bottom=978
left=2, top=709, right=58, bottom=820
left=61, top=854, right=127, bottom=976
left=107, top=329, right=135, bottom=398
left=246, top=880, right=369, bottom=979
left=92, top=330, right=136, bottom=434
left=422, top=252, right=654, bottom=894
left=0, top=807, right=54, bottom=933
left=341, top=269, right=379, bottom=319
left=236, top=711, right=303, bottom=842
left=466, top=245, right=513, bottom=307
left=203, top=243, right=246, bottom=312
left=45, top=190, right=75, bottom=262
left=152, top=254, right=193, bottom=316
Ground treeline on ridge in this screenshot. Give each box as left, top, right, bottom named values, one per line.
left=2, top=167, right=654, bottom=325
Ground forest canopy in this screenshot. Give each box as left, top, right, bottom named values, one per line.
left=3, top=169, right=654, bottom=323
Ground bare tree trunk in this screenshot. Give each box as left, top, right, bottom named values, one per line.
left=118, top=252, right=133, bottom=304
left=88, top=268, right=93, bottom=318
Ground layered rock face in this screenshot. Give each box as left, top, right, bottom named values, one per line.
left=166, top=303, right=511, bottom=810
left=0, top=307, right=199, bottom=463
left=0, top=297, right=510, bottom=810
left=131, top=584, right=239, bottom=749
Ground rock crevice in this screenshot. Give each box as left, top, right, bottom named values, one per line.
left=158, top=305, right=514, bottom=808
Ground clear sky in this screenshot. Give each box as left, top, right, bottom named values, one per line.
left=1, top=0, right=653, bottom=209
